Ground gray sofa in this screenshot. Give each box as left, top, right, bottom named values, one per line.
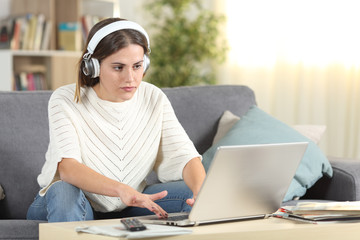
left=1, top=85, right=360, bottom=240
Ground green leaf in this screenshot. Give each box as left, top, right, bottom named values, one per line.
left=144, top=0, right=228, bottom=87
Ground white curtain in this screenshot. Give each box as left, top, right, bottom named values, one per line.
left=216, top=0, right=360, bottom=158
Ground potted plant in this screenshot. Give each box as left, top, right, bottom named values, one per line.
left=145, top=0, right=228, bottom=87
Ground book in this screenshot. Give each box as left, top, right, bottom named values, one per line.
left=14, top=74, right=22, bottom=91
left=41, top=20, right=52, bottom=50
left=1, top=14, right=51, bottom=51
left=25, top=14, right=37, bottom=50
left=20, top=14, right=31, bottom=50
left=19, top=72, right=28, bottom=90
left=19, top=15, right=30, bottom=50
left=14, top=71, right=47, bottom=91
left=0, top=18, right=12, bottom=49
left=33, top=14, right=45, bottom=51
left=276, top=201, right=360, bottom=224
left=26, top=73, right=36, bottom=91
left=58, top=22, right=81, bottom=51
left=10, top=17, right=22, bottom=50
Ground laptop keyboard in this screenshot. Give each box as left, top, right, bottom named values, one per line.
left=166, top=213, right=189, bottom=221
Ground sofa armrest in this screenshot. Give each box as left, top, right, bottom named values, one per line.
left=302, top=156, right=360, bottom=201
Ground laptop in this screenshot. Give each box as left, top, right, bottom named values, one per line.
left=138, top=142, right=308, bottom=226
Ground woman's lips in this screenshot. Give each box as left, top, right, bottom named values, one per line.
left=121, top=87, right=135, bottom=92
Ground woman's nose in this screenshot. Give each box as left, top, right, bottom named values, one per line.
left=125, top=68, right=135, bottom=82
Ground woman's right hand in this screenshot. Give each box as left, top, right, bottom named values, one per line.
left=58, top=158, right=168, bottom=218
left=119, top=185, right=168, bottom=218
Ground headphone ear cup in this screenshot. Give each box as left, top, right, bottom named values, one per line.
left=82, top=58, right=94, bottom=77
left=143, top=54, right=150, bottom=73
left=82, top=58, right=100, bottom=78
left=91, top=58, right=100, bottom=78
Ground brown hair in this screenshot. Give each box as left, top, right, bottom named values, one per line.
left=74, top=18, right=149, bottom=102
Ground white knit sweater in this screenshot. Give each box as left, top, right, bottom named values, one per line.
left=37, top=82, right=200, bottom=212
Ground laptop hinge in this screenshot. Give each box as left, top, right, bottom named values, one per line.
left=264, top=214, right=272, bottom=219
left=193, top=221, right=200, bottom=226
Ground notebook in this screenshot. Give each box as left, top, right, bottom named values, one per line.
left=138, top=142, right=308, bottom=226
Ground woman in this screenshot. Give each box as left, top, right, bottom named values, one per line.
left=26, top=18, right=206, bottom=222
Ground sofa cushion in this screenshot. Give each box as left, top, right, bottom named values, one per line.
left=212, top=110, right=240, bottom=145
left=0, top=220, right=44, bottom=240
left=202, top=106, right=333, bottom=202
left=292, top=125, right=326, bottom=145
left=214, top=111, right=326, bottom=145
left=0, top=91, right=52, bottom=219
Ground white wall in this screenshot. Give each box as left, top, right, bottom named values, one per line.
left=0, top=0, right=10, bottom=19
left=118, top=0, right=147, bottom=24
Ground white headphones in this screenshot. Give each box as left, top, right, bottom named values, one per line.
left=82, top=20, right=151, bottom=78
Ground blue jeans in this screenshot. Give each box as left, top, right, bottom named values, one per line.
left=26, top=181, right=192, bottom=222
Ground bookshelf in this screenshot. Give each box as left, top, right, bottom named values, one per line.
left=0, top=0, right=119, bottom=91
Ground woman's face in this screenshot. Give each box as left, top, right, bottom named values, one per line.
left=94, top=44, right=145, bottom=102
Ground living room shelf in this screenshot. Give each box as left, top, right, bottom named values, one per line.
left=0, top=0, right=119, bottom=91
left=8, top=50, right=81, bottom=57
left=0, top=49, right=81, bottom=91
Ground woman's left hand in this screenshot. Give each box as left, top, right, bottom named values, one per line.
left=182, top=157, right=205, bottom=207
left=186, top=197, right=196, bottom=207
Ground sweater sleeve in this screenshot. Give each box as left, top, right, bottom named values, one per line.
left=47, top=89, right=82, bottom=164
left=37, top=89, right=82, bottom=192
left=154, top=95, right=201, bottom=182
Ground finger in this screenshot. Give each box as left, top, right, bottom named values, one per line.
left=146, top=202, right=168, bottom=219
left=130, top=193, right=168, bottom=218
left=152, top=205, right=168, bottom=219
left=148, top=190, right=168, bottom=201
left=186, top=198, right=195, bottom=207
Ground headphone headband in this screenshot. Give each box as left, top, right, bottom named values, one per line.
left=82, top=20, right=151, bottom=78
left=86, top=20, right=151, bottom=56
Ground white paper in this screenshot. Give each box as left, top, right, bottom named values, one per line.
left=75, top=224, right=192, bottom=239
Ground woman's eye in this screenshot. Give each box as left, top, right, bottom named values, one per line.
left=114, top=66, right=123, bottom=71
left=134, top=64, right=142, bottom=70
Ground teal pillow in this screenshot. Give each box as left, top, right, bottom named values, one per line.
left=202, top=106, right=333, bottom=202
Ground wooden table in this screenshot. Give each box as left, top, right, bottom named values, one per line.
left=40, top=217, right=360, bottom=240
